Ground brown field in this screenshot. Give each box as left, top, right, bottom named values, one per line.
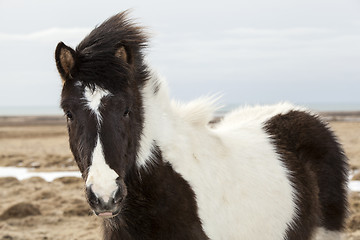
left=0, top=114, right=360, bottom=239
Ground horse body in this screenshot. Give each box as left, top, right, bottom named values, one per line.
left=55, top=12, right=348, bottom=240
left=140, top=78, right=297, bottom=239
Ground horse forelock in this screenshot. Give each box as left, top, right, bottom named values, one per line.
left=77, top=11, right=148, bottom=53
left=65, top=11, right=149, bottom=93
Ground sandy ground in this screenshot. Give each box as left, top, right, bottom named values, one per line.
left=0, top=115, right=359, bottom=239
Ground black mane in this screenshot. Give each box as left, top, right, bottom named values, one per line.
left=71, top=11, right=149, bottom=92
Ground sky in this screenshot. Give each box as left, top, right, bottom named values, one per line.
left=0, top=0, right=359, bottom=113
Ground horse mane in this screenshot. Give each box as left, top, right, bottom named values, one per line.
left=141, top=69, right=221, bottom=128
left=77, top=10, right=148, bottom=52
left=70, top=10, right=220, bottom=127
left=73, top=11, right=149, bottom=92
left=171, top=96, right=221, bottom=126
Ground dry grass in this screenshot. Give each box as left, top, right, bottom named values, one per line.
left=0, top=116, right=359, bottom=239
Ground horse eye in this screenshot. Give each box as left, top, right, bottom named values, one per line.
left=123, top=107, right=130, bottom=117
left=65, top=111, right=74, bottom=120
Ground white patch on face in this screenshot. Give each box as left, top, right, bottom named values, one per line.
left=84, top=86, right=111, bottom=121
left=82, top=84, right=118, bottom=203
left=86, top=136, right=119, bottom=203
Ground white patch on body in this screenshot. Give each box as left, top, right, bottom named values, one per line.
left=83, top=85, right=118, bottom=202
left=137, top=72, right=304, bottom=239
left=136, top=71, right=171, bottom=167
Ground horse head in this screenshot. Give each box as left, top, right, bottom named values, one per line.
left=55, top=12, right=149, bottom=218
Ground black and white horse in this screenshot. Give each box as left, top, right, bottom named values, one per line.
left=55, top=12, right=348, bottom=240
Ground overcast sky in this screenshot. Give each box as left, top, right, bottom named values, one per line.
left=0, top=0, right=359, bottom=113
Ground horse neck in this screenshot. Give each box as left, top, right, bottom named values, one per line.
left=137, top=72, right=219, bottom=168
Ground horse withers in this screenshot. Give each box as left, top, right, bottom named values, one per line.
left=55, top=11, right=348, bottom=240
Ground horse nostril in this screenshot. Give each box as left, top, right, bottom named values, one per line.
left=86, top=185, right=99, bottom=205
left=113, top=187, right=124, bottom=204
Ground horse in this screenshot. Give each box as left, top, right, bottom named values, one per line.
left=55, top=11, right=348, bottom=240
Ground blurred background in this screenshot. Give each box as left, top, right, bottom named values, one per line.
left=0, top=0, right=359, bottom=114
left=0, top=1, right=360, bottom=239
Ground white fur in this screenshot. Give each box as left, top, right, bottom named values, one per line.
left=83, top=86, right=118, bottom=202
left=171, top=95, right=222, bottom=126
left=84, top=86, right=111, bottom=122
left=137, top=71, right=171, bottom=167
left=215, top=102, right=305, bottom=130
left=86, top=136, right=119, bottom=202
left=137, top=71, right=301, bottom=239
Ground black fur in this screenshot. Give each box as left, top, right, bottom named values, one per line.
left=60, top=81, right=98, bottom=176
left=103, top=145, right=208, bottom=240
left=75, top=11, right=149, bottom=93
left=264, top=111, right=348, bottom=239
left=152, top=79, right=161, bottom=95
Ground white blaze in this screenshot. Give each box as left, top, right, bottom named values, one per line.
left=84, top=86, right=111, bottom=122
left=86, top=136, right=118, bottom=202
left=83, top=85, right=119, bottom=202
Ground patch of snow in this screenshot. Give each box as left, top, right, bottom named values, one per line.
left=349, top=181, right=360, bottom=192
left=0, top=167, right=81, bottom=182
left=0, top=167, right=359, bottom=192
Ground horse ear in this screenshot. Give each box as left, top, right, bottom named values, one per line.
left=55, top=42, right=76, bottom=83
left=115, top=46, right=129, bottom=64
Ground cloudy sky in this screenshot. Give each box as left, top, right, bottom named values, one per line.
left=0, top=0, right=359, bottom=114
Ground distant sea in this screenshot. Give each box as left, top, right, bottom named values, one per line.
left=0, top=103, right=359, bottom=116
left=0, top=106, right=63, bottom=116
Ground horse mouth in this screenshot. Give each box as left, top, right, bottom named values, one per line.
left=95, top=210, right=121, bottom=219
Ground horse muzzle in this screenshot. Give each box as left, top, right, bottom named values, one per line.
left=86, top=180, right=127, bottom=218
